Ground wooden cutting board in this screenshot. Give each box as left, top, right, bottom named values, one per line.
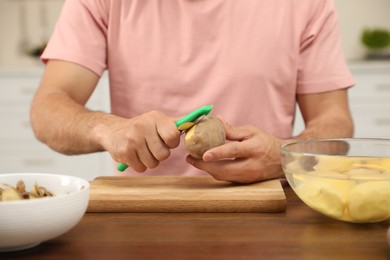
left=87, top=176, right=286, bottom=213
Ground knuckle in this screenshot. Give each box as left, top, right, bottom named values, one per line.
left=133, top=165, right=147, bottom=173
left=230, top=143, right=240, bottom=158
left=119, top=157, right=146, bottom=173
left=113, top=146, right=131, bottom=162
left=148, top=110, right=163, bottom=119
left=155, top=149, right=171, bottom=161
left=130, top=119, right=145, bottom=132
left=164, top=133, right=180, bottom=148
left=146, top=159, right=160, bottom=169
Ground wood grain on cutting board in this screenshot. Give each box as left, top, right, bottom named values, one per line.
left=87, top=176, right=286, bottom=213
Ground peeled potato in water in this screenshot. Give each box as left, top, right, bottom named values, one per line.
left=346, top=168, right=383, bottom=181
left=348, top=181, right=390, bottom=222
left=313, top=157, right=356, bottom=173
left=360, top=158, right=390, bottom=171
left=296, top=180, right=347, bottom=219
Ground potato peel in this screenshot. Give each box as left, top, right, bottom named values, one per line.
left=0, top=181, right=54, bottom=201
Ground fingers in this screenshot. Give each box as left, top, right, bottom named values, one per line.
left=108, top=110, right=181, bottom=172
left=202, top=141, right=244, bottom=161
left=155, top=115, right=180, bottom=149
left=116, top=144, right=148, bottom=172
left=137, top=138, right=162, bottom=169
left=186, top=156, right=262, bottom=184
left=141, top=113, right=180, bottom=167
left=203, top=136, right=264, bottom=162
left=186, top=119, right=283, bottom=183
left=216, top=115, right=259, bottom=141
left=199, top=118, right=255, bottom=168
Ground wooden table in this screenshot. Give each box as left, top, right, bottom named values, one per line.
left=2, top=180, right=390, bottom=259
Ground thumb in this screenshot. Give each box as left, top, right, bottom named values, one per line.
left=216, top=115, right=260, bottom=142
left=215, top=115, right=249, bottom=142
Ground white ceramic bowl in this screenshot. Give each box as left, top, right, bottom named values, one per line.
left=0, top=173, right=89, bottom=252
left=281, top=138, right=390, bottom=223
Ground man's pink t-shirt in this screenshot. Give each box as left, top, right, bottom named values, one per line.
left=42, top=0, right=354, bottom=176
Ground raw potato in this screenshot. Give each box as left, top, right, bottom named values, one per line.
left=313, top=157, right=355, bottom=173
left=287, top=155, right=390, bottom=222
left=348, top=181, right=390, bottom=222
left=285, top=160, right=306, bottom=174
left=295, top=180, right=350, bottom=219
left=184, top=115, right=226, bottom=159
left=361, top=158, right=390, bottom=171
left=346, top=168, right=383, bottom=180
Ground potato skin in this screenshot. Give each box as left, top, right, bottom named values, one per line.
left=184, top=115, right=226, bottom=159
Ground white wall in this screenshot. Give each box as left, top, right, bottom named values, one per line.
left=0, top=0, right=389, bottom=67
left=0, top=0, right=64, bottom=68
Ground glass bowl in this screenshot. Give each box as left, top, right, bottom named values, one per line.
left=281, top=138, right=390, bottom=223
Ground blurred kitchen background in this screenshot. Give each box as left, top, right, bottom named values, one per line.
left=0, top=0, right=389, bottom=179
left=1, top=0, right=390, bottom=66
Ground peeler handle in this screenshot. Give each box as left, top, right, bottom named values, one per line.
left=174, top=105, right=213, bottom=128
left=117, top=163, right=129, bottom=172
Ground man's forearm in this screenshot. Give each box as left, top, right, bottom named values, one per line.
left=289, top=89, right=354, bottom=144
left=291, top=112, right=354, bottom=143
left=30, top=91, right=114, bottom=155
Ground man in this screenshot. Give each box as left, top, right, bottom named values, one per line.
left=30, top=0, right=354, bottom=183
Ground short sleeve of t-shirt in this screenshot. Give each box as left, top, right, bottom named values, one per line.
left=297, top=0, right=354, bottom=94
left=42, top=0, right=108, bottom=76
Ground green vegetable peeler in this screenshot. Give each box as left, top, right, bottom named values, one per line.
left=117, top=105, right=213, bottom=172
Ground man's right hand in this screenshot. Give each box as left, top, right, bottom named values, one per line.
left=95, top=111, right=180, bottom=172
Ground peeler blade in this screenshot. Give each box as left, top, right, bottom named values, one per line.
left=176, top=115, right=205, bottom=134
